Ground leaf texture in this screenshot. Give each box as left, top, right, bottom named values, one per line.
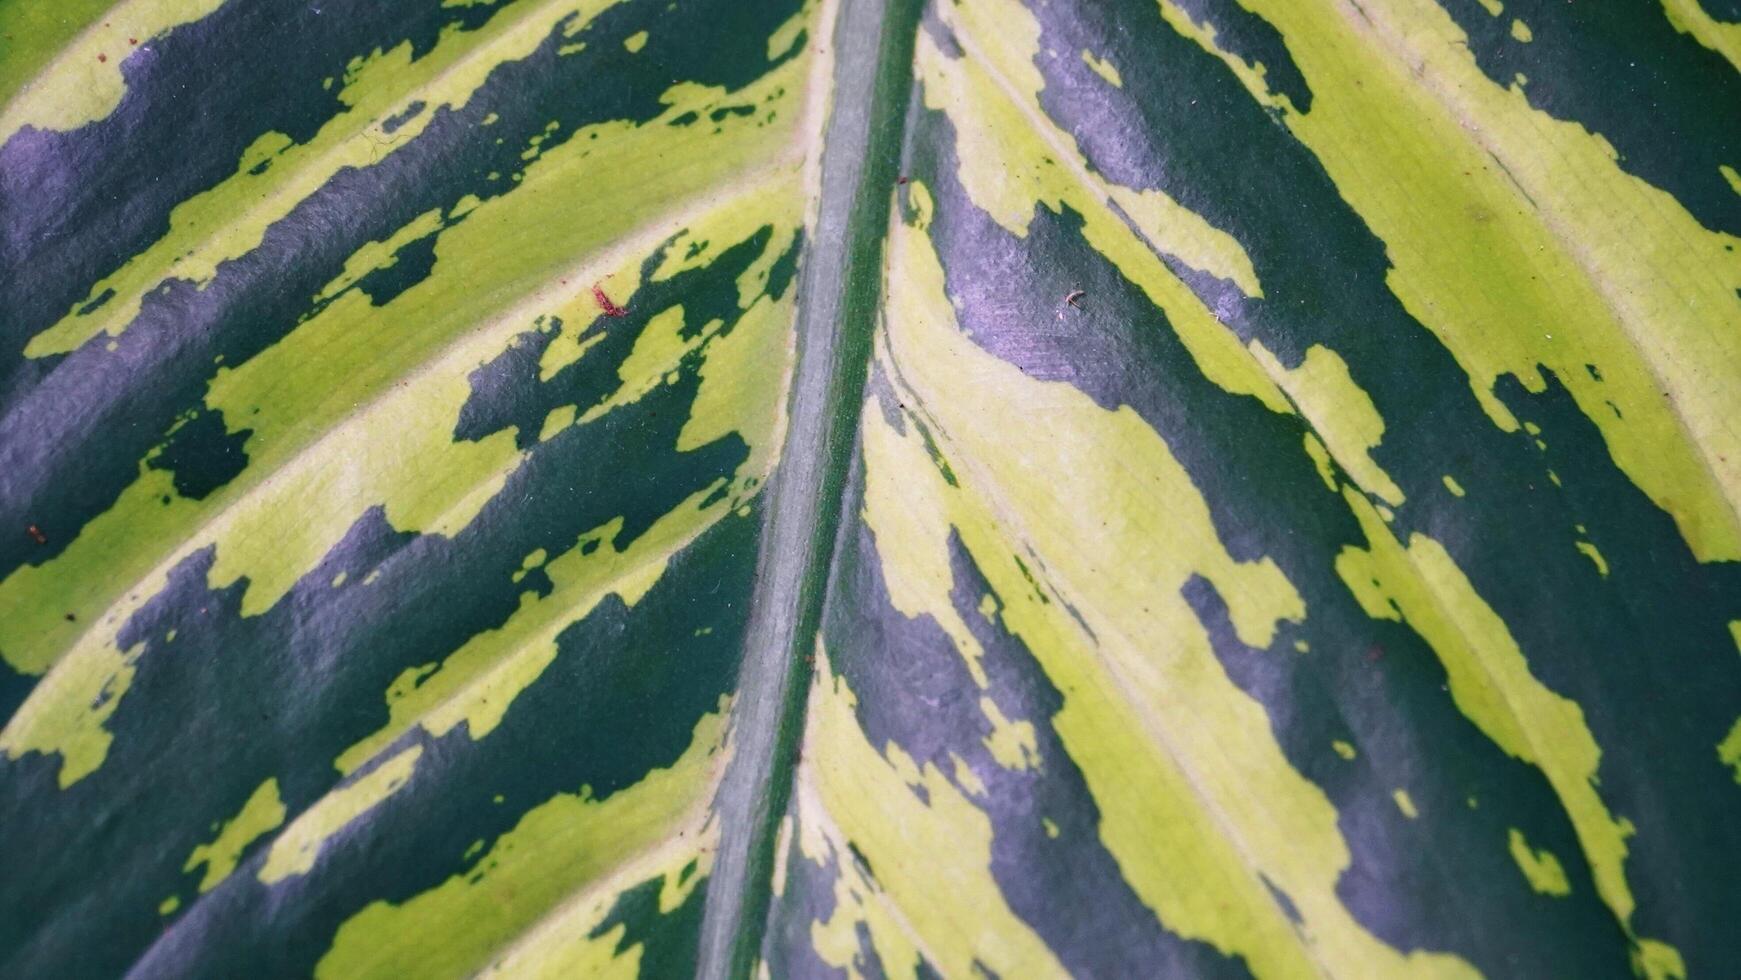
left=1, top=0, right=1738, bottom=976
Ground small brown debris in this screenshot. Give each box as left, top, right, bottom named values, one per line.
left=97, top=53, right=107, bottom=62
left=1064, top=289, right=1086, bottom=308
left=26, top=524, right=46, bottom=545
left=64, top=613, right=76, bottom=623
left=896, top=175, right=909, bottom=185
left=591, top=283, right=628, bottom=318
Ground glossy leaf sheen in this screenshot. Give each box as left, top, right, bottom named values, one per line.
left=0, top=0, right=1737, bottom=976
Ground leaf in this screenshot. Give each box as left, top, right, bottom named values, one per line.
left=1, top=0, right=1738, bottom=977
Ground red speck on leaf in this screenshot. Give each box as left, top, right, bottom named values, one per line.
left=591, top=283, right=628, bottom=318
left=97, top=53, right=107, bottom=62
left=26, top=524, right=46, bottom=544
left=129, top=37, right=138, bottom=45
left=896, top=175, right=909, bottom=185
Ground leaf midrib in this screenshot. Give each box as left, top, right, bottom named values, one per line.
left=692, top=0, right=926, bottom=973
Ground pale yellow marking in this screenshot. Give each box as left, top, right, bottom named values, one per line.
left=1509, top=19, right=1532, bottom=42
left=184, top=777, right=287, bottom=892
left=538, top=403, right=578, bottom=441
left=861, top=201, right=1472, bottom=977
left=1333, top=740, right=1356, bottom=760
left=951, top=754, right=988, bottom=798
left=1575, top=540, right=1610, bottom=577
left=800, top=665, right=1063, bottom=978
left=1661, top=0, right=1741, bottom=72
left=1081, top=49, right=1123, bottom=88
left=0, top=634, right=141, bottom=787
left=1336, top=489, right=1672, bottom=966
left=261, top=745, right=422, bottom=884
left=1393, top=789, right=1419, bottom=819
left=767, top=7, right=810, bottom=62
left=1719, top=717, right=1741, bottom=783
left=1442, top=475, right=1466, bottom=497
left=1508, top=828, right=1571, bottom=896
left=1111, top=186, right=1266, bottom=299
left=855, top=397, right=992, bottom=694
left=325, top=708, right=728, bottom=980
left=1219, top=0, right=1741, bottom=562
left=794, top=794, right=932, bottom=978
left=237, top=131, right=294, bottom=171
left=979, top=695, right=1039, bottom=771
left=385, top=663, right=439, bottom=708
left=1250, top=342, right=1405, bottom=506
left=1722, top=165, right=1741, bottom=198
left=623, top=29, right=648, bottom=53
left=1477, top=0, right=1503, bottom=14
left=1304, top=435, right=1339, bottom=493
left=0, top=0, right=227, bottom=144
left=614, top=307, right=694, bottom=396
left=1633, top=938, right=1687, bottom=980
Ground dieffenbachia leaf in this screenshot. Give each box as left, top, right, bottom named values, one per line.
left=2, top=0, right=1738, bottom=975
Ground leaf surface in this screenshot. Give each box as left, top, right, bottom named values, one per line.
left=1, top=0, right=1738, bottom=976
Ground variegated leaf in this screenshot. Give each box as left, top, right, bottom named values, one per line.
left=1, top=0, right=1737, bottom=977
